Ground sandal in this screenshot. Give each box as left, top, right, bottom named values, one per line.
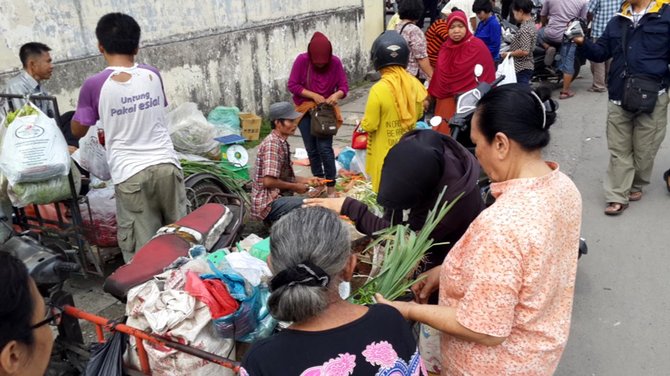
left=664, top=169, right=670, bottom=193
left=604, top=202, right=629, bottom=216
left=559, top=91, right=575, bottom=100
left=629, top=191, right=642, bottom=201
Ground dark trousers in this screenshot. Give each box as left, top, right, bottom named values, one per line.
left=516, top=69, right=534, bottom=85
left=265, top=196, right=305, bottom=224
left=298, top=114, right=336, bottom=186
left=416, top=0, right=439, bottom=29
left=501, top=0, right=513, bottom=21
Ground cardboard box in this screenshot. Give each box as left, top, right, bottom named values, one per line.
left=239, top=113, right=262, bottom=141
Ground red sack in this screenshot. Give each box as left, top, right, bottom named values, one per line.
left=351, top=122, right=368, bottom=150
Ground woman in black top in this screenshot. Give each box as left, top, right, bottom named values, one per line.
left=305, top=129, right=485, bottom=273
left=240, top=207, right=424, bottom=376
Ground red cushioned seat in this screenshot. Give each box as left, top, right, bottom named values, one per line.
left=103, top=203, right=235, bottom=300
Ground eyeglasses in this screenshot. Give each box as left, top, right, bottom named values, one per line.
left=31, top=305, right=63, bottom=330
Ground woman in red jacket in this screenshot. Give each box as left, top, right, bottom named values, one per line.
left=429, top=10, right=495, bottom=135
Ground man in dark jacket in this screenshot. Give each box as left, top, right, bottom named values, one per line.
left=573, top=0, right=670, bottom=215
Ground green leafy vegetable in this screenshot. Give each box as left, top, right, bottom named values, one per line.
left=349, top=188, right=462, bottom=305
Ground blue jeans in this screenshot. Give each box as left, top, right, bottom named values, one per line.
left=516, top=69, right=533, bottom=85
left=265, top=196, right=305, bottom=224
left=298, top=114, right=336, bottom=186
left=559, top=40, right=577, bottom=75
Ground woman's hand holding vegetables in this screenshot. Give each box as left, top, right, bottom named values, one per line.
left=411, top=266, right=441, bottom=304
left=303, top=197, right=347, bottom=214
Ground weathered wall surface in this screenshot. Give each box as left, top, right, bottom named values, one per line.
left=0, top=0, right=382, bottom=115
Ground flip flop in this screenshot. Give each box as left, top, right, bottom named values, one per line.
left=559, top=91, right=575, bottom=100
left=604, top=202, right=628, bottom=216
left=629, top=191, right=642, bottom=201
left=664, top=169, right=670, bottom=193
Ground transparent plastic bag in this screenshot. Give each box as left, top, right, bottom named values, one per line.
left=0, top=103, right=70, bottom=185
left=80, top=186, right=117, bottom=247
left=79, top=123, right=111, bottom=180
left=7, top=160, right=81, bottom=207
left=168, top=103, right=219, bottom=158
left=207, top=106, right=240, bottom=131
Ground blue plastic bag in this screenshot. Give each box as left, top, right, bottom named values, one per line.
left=237, top=288, right=277, bottom=343
left=203, top=259, right=262, bottom=339
left=207, top=106, right=241, bottom=131
left=337, top=147, right=356, bottom=170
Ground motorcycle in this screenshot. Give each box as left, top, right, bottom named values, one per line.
left=0, top=171, right=247, bottom=374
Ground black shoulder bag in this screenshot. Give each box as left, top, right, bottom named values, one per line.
left=620, top=20, right=662, bottom=114
left=310, top=103, right=339, bottom=137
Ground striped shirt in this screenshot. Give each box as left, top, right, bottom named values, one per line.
left=588, top=0, right=620, bottom=38
left=425, top=19, right=449, bottom=68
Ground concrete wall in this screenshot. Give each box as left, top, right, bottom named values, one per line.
left=0, top=0, right=382, bottom=115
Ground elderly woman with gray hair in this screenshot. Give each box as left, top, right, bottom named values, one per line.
left=240, top=207, right=426, bottom=376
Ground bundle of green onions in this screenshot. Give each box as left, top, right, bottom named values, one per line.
left=180, top=160, right=250, bottom=205
left=349, top=189, right=462, bottom=305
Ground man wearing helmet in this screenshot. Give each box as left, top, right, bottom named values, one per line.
left=361, top=31, right=428, bottom=192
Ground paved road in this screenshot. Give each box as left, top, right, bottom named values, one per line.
left=544, top=73, right=670, bottom=376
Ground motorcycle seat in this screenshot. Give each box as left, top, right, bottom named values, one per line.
left=103, top=203, right=235, bottom=301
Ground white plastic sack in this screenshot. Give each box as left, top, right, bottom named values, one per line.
left=225, top=251, right=272, bottom=287
left=79, top=123, right=111, bottom=180
left=496, top=55, right=517, bottom=86
left=168, top=103, right=219, bottom=158
left=350, top=149, right=368, bottom=178
left=0, top=103, right=70, bottom=185
left=125, top=270, right=235, bottom=376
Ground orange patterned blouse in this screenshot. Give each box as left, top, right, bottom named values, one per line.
left=439, top=162, right=582, bottom=375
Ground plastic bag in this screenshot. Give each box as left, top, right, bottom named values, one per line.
left=184, top=271, right=239, bottom=318
left=224, top=251, right=272, bottom=287
left=84, top=332, right=127, bottom=376
left=81, top=186, right=117, bottom=247
left=349, top=150, right=368, bottom=178
left=79, top=123, right=111, bottom=180
left=7, top=160, right=81, bottom=208
left=0, top=103, right=70, bottom=185
left=207, top=106, right=240, bottom=131
left=496, top=55, right=517, bottom=86
left=203, top=259, right=262, bottom=339
left=168, top=103, right=219, bottom=158
left=236, top=288, right=277, bottom=343
left=337, top=147, right=356, bottom=171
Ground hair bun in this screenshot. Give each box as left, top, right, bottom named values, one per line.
left=533, top=86, right=558, bottom=129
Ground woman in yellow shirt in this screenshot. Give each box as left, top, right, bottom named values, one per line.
left=362, top=31, right=427, bottom=192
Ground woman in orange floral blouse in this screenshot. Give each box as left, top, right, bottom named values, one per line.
left=378, top=84, right=583, bottom=376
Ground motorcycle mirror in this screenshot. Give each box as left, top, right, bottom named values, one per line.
left=429, top=116, right=443, bottom=127
left=474, top=64, right=484, bottom=78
